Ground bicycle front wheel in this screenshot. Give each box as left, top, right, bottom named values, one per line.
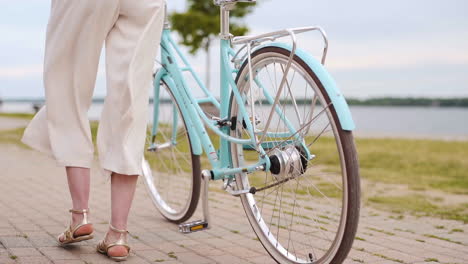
left=142, top=79, right=201, bottom=223
left=229, top=46, right=360, bottom=263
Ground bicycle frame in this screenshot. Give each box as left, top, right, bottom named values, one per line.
left=153, top=24, right=272, bottom=180
left=150, top=1, right=353, bottom=181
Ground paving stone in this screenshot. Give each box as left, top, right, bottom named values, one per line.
left=0, top=255, right=17, bottom=264
left=17, top=256, right=53, bottom=264
left=154, top=230, right=188, bottom=241
left=0, top=236, right=33, bottom=248
left=248, top=255, right=277, bottom=264
left=152, top=241, right=190, bottom=254
left=130, top=242, right=154, bottom=251
left=373, top=248, right=425, bottom=263
left=53, top=260, right=86, bottom=264
left=199, top=237, right=238, bottom=248
left=39, top=247, right=81, bottom=260
left=173, top=239, right=201, bottom=247
left=0, top=228, right=22, bottom=236
left=134, top=249, right=170, bottom=262
left=132, top=232, right=165, bottom=244
left=12, top=222, right=43, bottom=232
left=66, top=245, right=98, bottom=255
left=184, top=244, right=226, bottom=256
left=230, top=238, right=266, bottom=253
left=223, top=246, right=263, bottom=257
left=169, top=252, right=216, bottom=264
left=28, top=234, right=60, bottom=247
left=115, top=254, right=151, bottom=264
left=80, top=253, right=126, bottom=263
left=8, top=247, right=42, bottom=257
left=209, top=254, right=250, bottom=264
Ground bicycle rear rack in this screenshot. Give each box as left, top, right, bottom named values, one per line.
left=231, top=26, right=329, bottom=66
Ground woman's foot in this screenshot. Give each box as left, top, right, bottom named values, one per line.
left=105, top=227, right=130, bottom=257
left=97, top=224, right=130, bottom=261
left=58, top=209, right=94, bottom=244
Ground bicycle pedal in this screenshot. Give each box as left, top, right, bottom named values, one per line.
left=178, top=220, right=208, bottom=233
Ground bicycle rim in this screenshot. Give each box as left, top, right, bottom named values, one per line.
left=229, top=47, right=360, bottom=263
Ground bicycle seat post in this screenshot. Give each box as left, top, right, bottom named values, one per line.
left=163, top=1, right=170, bottom=29
left=215, top=0, right=256, bottom=40
left=219, top=3, right=235, bottom=40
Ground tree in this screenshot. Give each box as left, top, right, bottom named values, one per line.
left=169, top=0, right=256, bottom=90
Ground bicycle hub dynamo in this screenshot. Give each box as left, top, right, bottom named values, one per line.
left=269, top=145, right=308, bottom=180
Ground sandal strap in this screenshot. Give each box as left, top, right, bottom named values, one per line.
left=109, top=224, right=128, bottom=233
left=68, top=208, right=91, bottom=233
left=69, top=208, right=89, bottom=214
left=106, top=242, right=131, bottom=251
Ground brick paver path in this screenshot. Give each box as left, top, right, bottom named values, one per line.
left=0, top=124, right=467, bottom=263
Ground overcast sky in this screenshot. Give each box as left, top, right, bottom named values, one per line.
left=0, top=0, right=467, bottom=99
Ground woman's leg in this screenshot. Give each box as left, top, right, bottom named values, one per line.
left=97, top=0, right=164, bottom=257
left=58, top=167, right=93, bottom=242
left=105, top=173, right=139, bottom=257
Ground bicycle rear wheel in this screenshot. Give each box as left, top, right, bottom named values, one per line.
left=142, top=79, right=201, bottom=223
left=229, top=46, right=360, bottom=263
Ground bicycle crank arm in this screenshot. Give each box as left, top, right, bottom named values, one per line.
left=178, top=170, right=211, bottom=233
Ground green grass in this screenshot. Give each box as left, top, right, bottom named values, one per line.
left=423, top=234, right=463, bottom=245
left=389, top=215, right=404, bottom=220
left=303, top=136, right=468, bottom=222
left=394, top=228, right=415, bottom=234
left=355, top=137, right=468, bottom=195
left=0, top=118, right=99, bottom=149
left=366, top=227, right=395, bottom=236
left=0, top=112, right=34, bottom=119
left=368, top=194, right=468, bottom=223
left=372, top=253, right=404, bottom=263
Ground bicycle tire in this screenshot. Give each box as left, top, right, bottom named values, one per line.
left=229, top=46, right=360, bottom=263
left=142, top=79, right=201, bottom=224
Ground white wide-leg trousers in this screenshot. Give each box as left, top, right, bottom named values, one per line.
left=21, top=0, right=165, bottom=177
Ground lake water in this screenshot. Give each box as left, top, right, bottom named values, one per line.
left=1, top=102, right=467, bottom=140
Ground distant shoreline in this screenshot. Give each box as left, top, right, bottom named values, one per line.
left=1, top=97, right=468, bottom=108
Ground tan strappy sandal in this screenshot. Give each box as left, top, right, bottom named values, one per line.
left=57, top=208, right=94, bottom=245
left=96, top=224, right=131, bottom=261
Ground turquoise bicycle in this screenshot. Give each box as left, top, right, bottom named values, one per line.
left=142, top=0, right=360, bottom=263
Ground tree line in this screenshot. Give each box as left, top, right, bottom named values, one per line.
left=346, top=97, right=468, bottom=107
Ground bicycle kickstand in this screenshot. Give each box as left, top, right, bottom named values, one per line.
left=178, top=170, right=211, bottom=233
